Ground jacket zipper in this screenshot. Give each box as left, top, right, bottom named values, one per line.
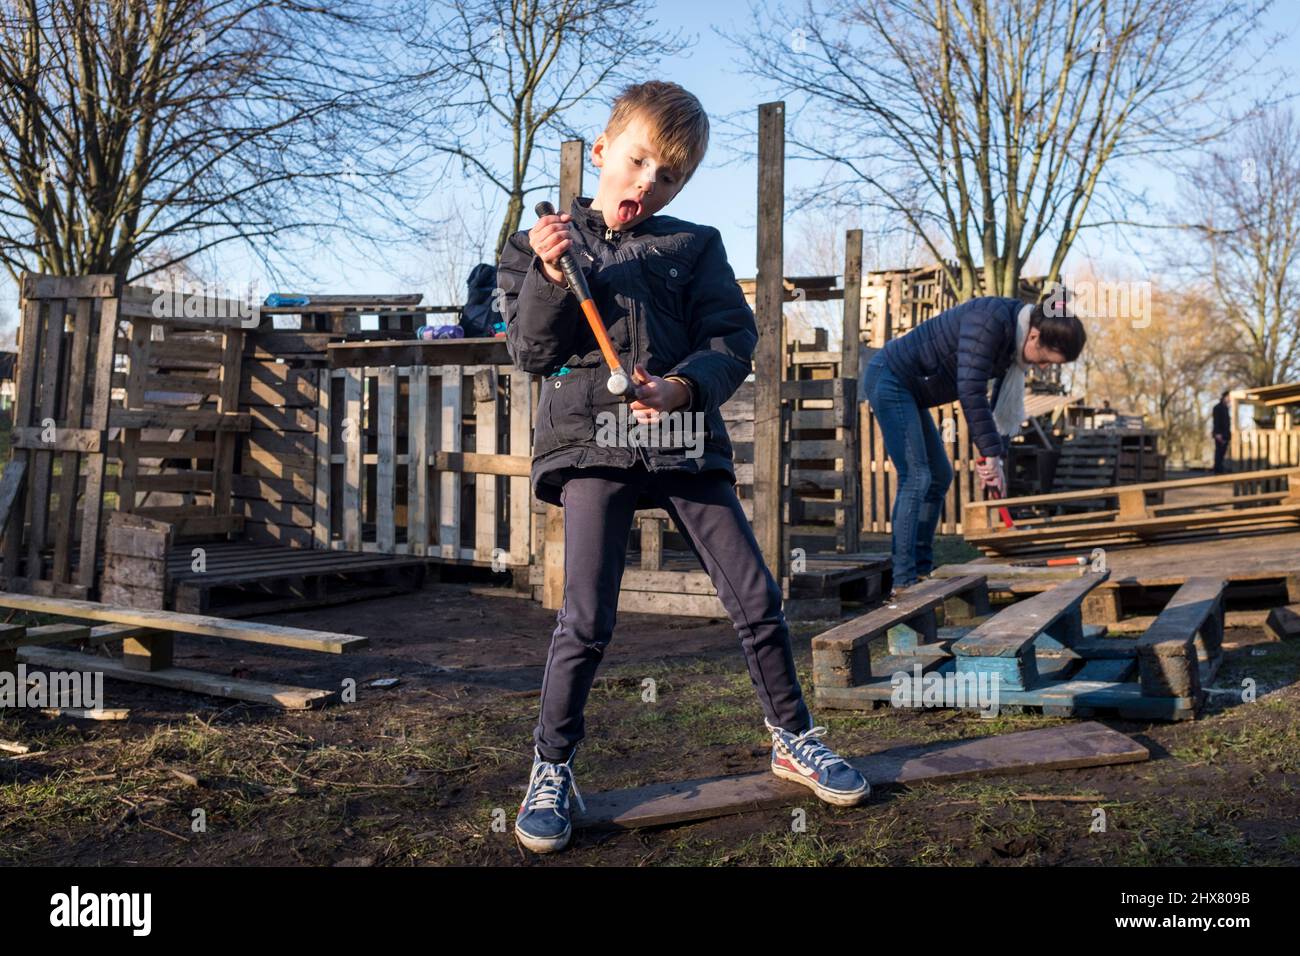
left=606, top=225, right=649, bottom=469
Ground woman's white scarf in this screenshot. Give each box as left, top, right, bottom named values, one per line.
left=991, top=304, right=1033, bottom=438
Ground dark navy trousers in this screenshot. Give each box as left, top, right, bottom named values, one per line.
left=533, top=462, right=811, bottom=763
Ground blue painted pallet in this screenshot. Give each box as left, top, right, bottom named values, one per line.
left=817, top=653, right=1218, bottom=720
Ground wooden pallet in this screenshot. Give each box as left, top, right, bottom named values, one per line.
left=532, top=547, right=890, bottom=621
left=1051, top=431, right=1120, bottom=491
left=964, top=467, right=1300, bottom=556
left=1, top=274, right=252, bottom=601
left=2, top=274, right=121, bottom=598
left=814, top=575, right=1226, bottom=720
left=812, top=574, right=991, bottom=689
left=165, top=541, right=427, bottom=616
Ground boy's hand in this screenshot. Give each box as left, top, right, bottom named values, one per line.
left=629, top=364, right=690, bottom=424
left=529, top=212, right=578, bottom=286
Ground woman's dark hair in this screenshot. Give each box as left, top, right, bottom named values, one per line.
left=1030, top=287, right=1087, bottom=362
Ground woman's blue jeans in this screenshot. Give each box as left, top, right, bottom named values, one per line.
left=862, top=352, right=954, bottom=588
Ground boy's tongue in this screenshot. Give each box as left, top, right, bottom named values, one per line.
left=616, top=199, right=641, bottom=224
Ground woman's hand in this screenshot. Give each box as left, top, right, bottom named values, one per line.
left=629, top=364, right=690, bottom=424
left=976, top=455, right=1005, bottom=494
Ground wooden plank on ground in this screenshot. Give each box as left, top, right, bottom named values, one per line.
left=18, top=646, right=336, bottom=709
left=0, top=590, right=368, bottom=653
left=576, top=721, right=1147, bottom=831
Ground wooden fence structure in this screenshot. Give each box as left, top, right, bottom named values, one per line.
left=0, top=274, right=249, bottom=599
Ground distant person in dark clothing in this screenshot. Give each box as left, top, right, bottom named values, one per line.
left=1212, top=391, right=1232, bottom=473
left=460, top=263, right=499, bottom=337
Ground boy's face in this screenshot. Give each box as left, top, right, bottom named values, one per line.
left=591, top=115, right=689, bottom=231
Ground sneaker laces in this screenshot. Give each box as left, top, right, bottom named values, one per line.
left=776, top=724, right=848, bottom=774
left=522, top=758, right=587, bottom=815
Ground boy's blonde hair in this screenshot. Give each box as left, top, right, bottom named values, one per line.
left=605, top=81, right=709, bottom=182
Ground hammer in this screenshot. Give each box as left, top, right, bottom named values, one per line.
left=534, top=201, right=644, bottom=397
left=977, top=456, right=1015, bottom=528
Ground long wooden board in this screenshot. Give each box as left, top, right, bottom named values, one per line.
left=0, top=590, right=367, bottom=654
left=19, top=646, right=336, bottom=709
left=576, top=721, right=1147, bottom=830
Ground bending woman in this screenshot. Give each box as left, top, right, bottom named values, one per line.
left=862, top=295, right=1086, bottom=591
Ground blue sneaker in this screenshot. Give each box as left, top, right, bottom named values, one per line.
left=514, top=749, right=586, bottom=853
left=766, top=719, right=871, bottom=806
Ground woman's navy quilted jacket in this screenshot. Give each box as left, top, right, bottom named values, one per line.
left=880, top=296, right=1022, bottom=458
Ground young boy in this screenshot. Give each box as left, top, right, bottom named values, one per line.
left=498, top=81, right=869, bottom=854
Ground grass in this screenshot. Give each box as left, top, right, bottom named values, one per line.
left=2, top=574, right=1298, bottom=865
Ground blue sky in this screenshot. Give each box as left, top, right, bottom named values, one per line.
left=232, top=0, right=1300, bottom=301
left=3, top=0, right=1297, bottom=327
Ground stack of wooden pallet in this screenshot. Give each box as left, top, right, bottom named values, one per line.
left=1051, top=428, right=1163, bottom=494
left=964, top=467, right=1300, bottom=556
left=1051, top=430, right=1121, bottom=491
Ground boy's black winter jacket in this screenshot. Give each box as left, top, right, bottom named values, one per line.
left=499, top=196, right=755, bottom=506
left=880, top=296, right=1023, bottom=458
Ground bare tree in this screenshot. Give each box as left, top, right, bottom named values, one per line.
left=733, top=0, right=1276, bottom=301
left=1071, top=275, right=1228, bottom=464
left=0, top=0, right=418, bottom=285
left=397, top=0, right=690, bottom=259
left=1185, top=107, right=1300, bottom=388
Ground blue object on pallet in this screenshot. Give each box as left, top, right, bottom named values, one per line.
left=264, top=293, right=311, bottom=308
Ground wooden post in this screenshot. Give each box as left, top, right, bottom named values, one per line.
left=342, top=368, right=363, bottom=549
left=26, top=298, right=66, bottom=577
left=839, top=230, right=863, bottom=553
left=377, top=366, right=396, bottom=552
left=77, top=290, right=120, bottom=588
left=840, top=229, right=863, bottom=389
left=473, top=366, right=497, bottom=561
left=542, top=503, right=565, bottom=610
left=314, top=368, right=333, bottom=548
left=408, top=367, right=431, bottom=556
left=754, top=101, right=785, bottom=581
left=438, top=366, right=463, bottom=559
left=560, top=139, right=585, bottom=210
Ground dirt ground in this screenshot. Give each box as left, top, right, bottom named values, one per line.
left=3, top=553, right=1299, bottom=867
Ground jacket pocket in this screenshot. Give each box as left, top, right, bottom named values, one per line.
left=539, top=373, right=595, bottom=451
left=642, top=252, right=693, bottom=323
